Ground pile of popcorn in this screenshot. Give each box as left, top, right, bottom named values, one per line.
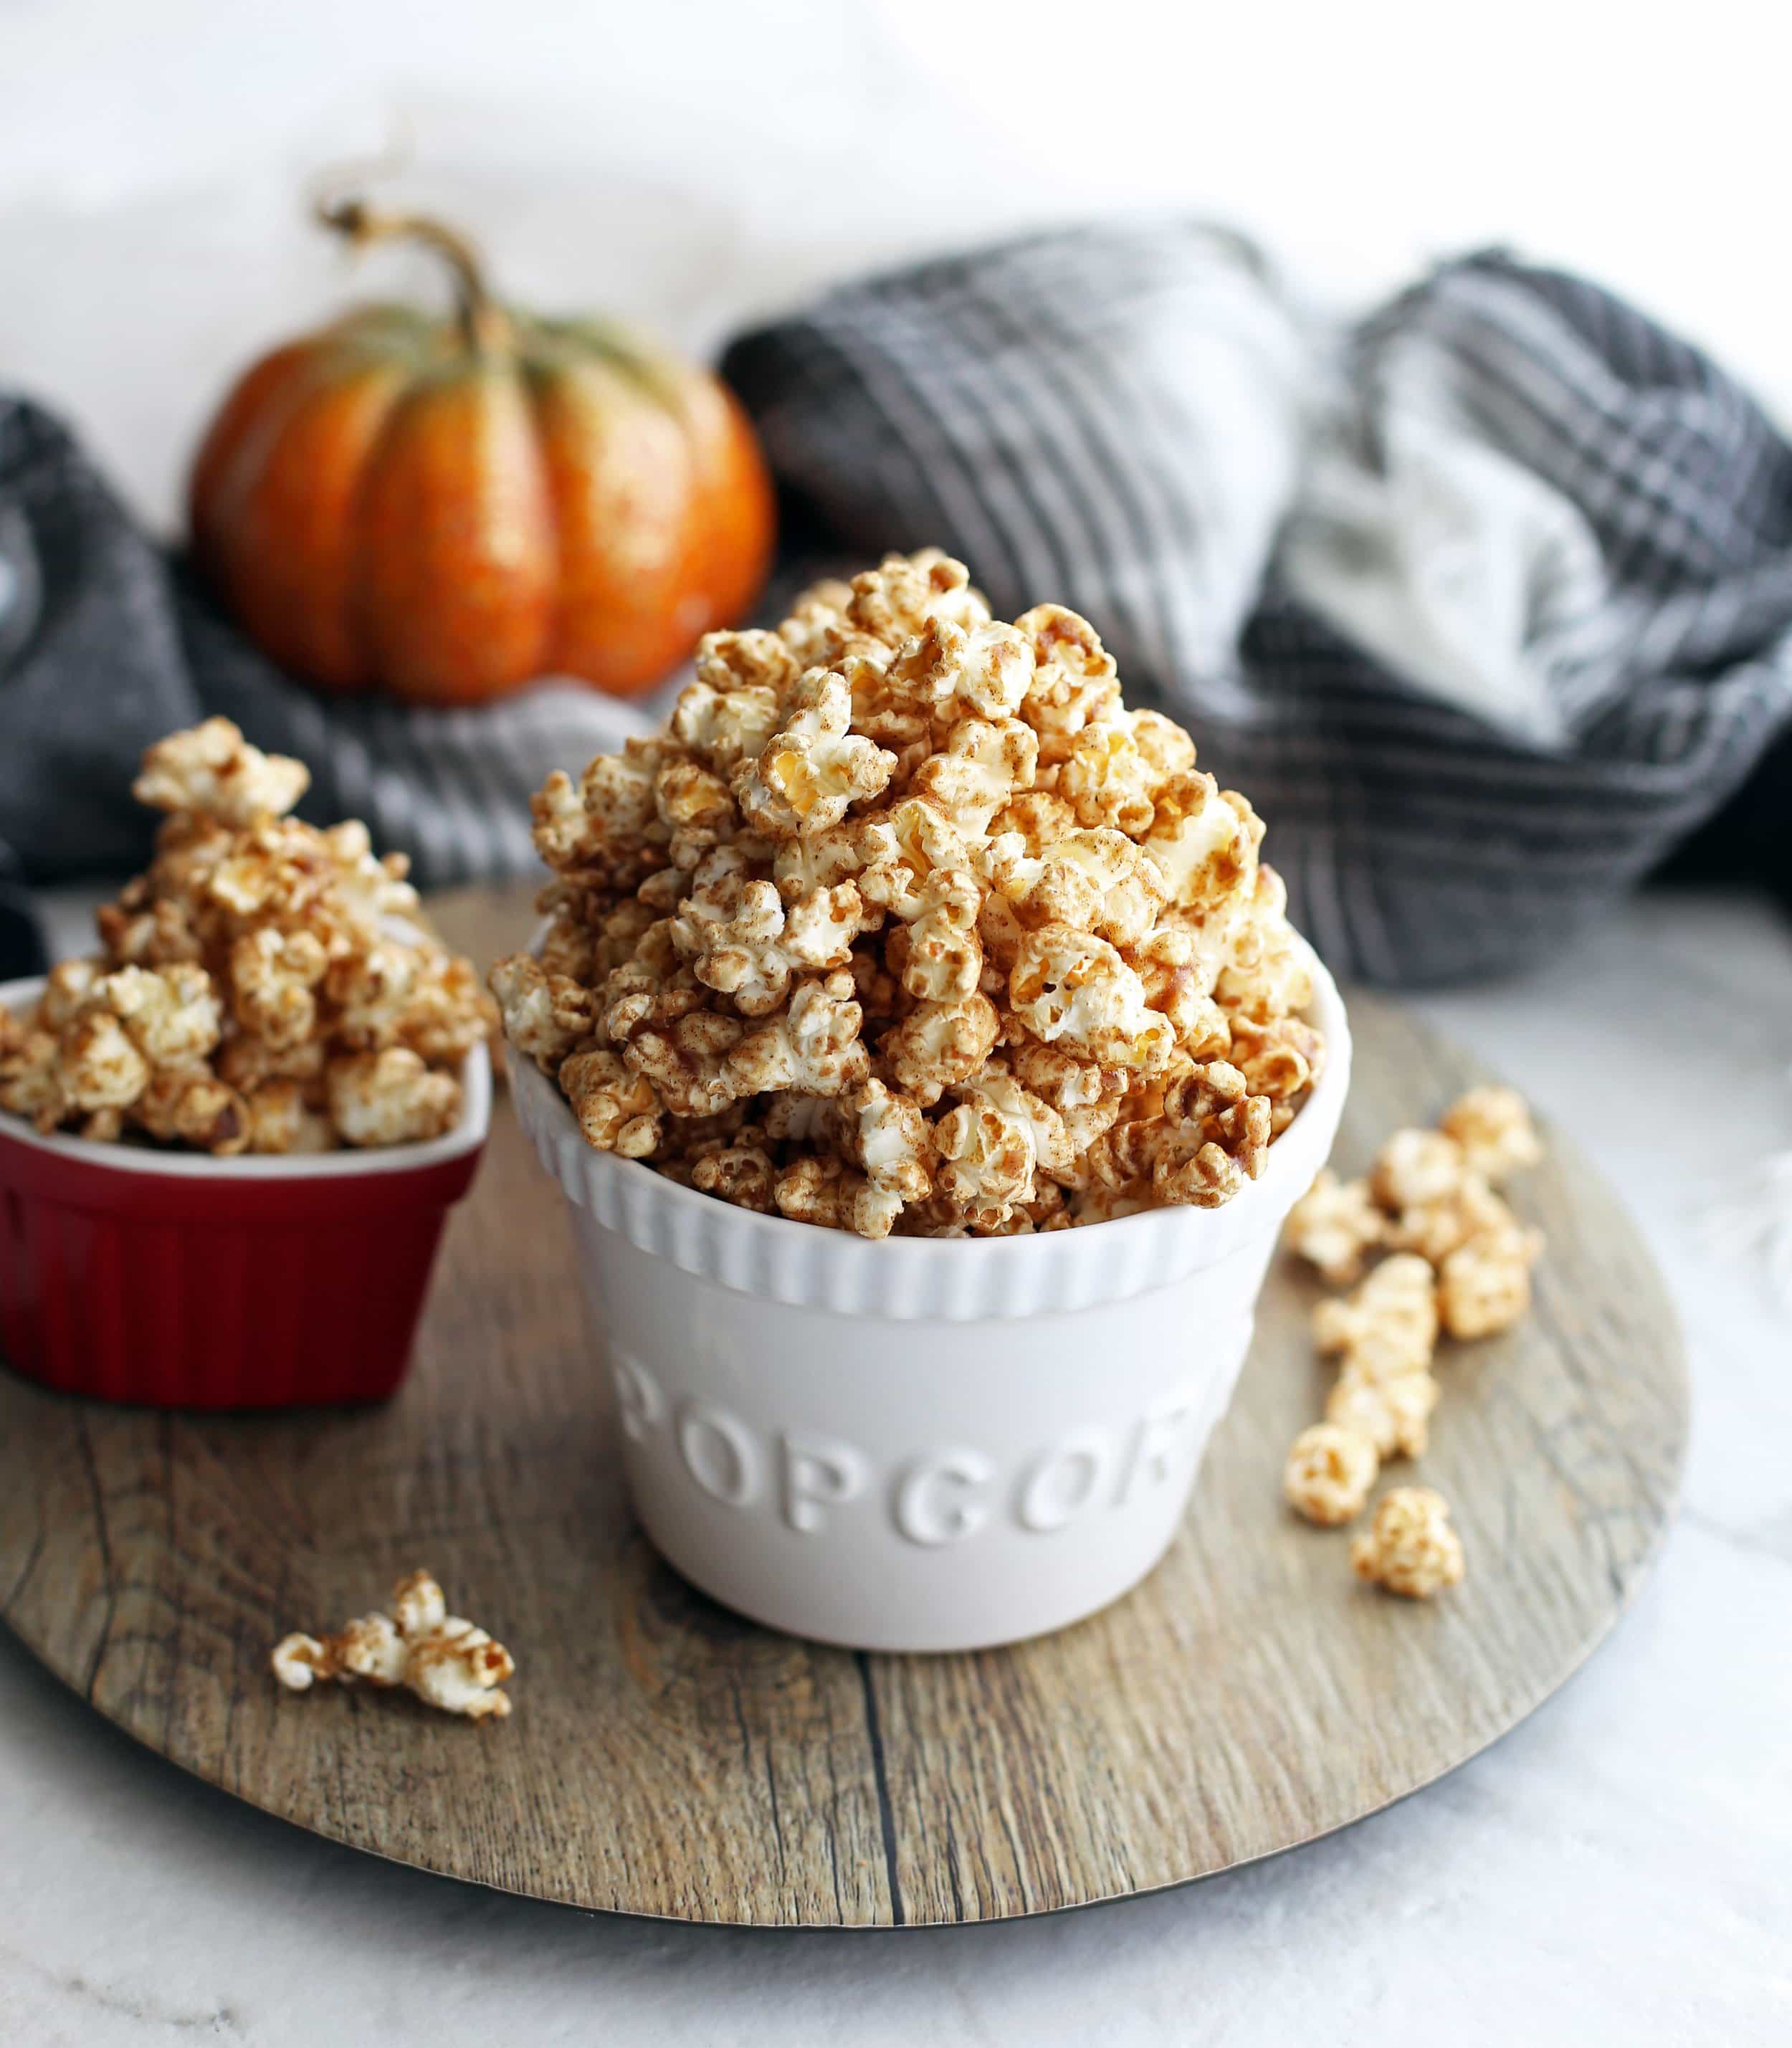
left=272, top=1568, right=514, bottom=1722
left=491, top=551, right=1322, bottom=1238
left=1280, top=1084, right=1547, bottom=1597
left=0, top=721, right=494, bottom=1153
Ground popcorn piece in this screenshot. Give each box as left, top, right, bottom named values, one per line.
left=734, top=670, right=895, bottom=840
left=0, top=1029, right=65, bottom=1133
left=1437, top=1221, right=1545, bottom=1340
left=40, top=958, right=103, bottom=1029
left=935, top=1064, right=1069, bottom=1231
left=1006, top=1033, right=1125, bottom=1158
left=1312, top=1253, right=1439, bottom=1378
left=1128, top=925, right=1232, bottom=1055
left=389, top=1568, right=447, bottom=1637
left=1327, top=1366, right=1439, bottom=1460
left=833, top=1078, right=934, bottom=1229
left=489, top=955, right=598, bottom=1073
left=695, top=627, right=802, bottom=701
left=874, top=615, right=1035, bottom=733
left=780, top=579, right=887, bottom=673
left=133, top=718, right=309, bottom=824
left=56, top=1011, right=148, bottom=1112
left=215, top=1032, right=325, bottom=1096
left=133, top=1065, right=250, bottom=1154
left=270, top=1633, right=334, bottom=1691
left=672, top=677, right=784, bottom=775
left=670, top=857, right=864, bottom=1016
left=907, top=715, right=1038, bottom=836
left=880, top=992, right=1002, bottom=1107
left=1057, top=712, right=1192, bottom=837
left=1212, top=865, right=1311, bottom=1027
left=1009, top=925, right=1175, bottom=1075
left=228, top=930, right=326, bottom=1049
left=846, top=551, right=990, bottom=649
left=271, top=1569, right=513, bottom=1720
left=977, top=827, right=1167, bottom=951
left=889, top=867, right=983, bottom=1003
left=1014, top=605, right=1121, bottom=765
left=1350, top=1487, right=1466, bottom=1598
left=1369, top=1127, right=1467, bottom=1211
left=333, top=1611, right=409, bottom=1686
left=691, top=1132, right=778, bottom=1212
left=626, top=1007, right=747, bottom=1119
left=560, top=1050, right=664, bottom=1157
left=1286, top=1169, right=1387, bottom=1285
left=1439, top=1085, right=1543, bottom=1185
left=1227, top=1013, right=1324, bottom=1108
left=1384, top=1171, right=1515, bottom=1267
left=1090, top=1061, right=1268, bottom=1212
left=530, top=736, right=691, bottom=884
left=774, top=1153, right=895, bottom=1238
left=721, top=972, right=869, bottom=1099
left=390, top=951, right=496, bottom=1067
left=242, top=1080, right=334, bottom=1155
left=1143, top=776, right=1262, bottom=922
left=326, top=1049, right=460, bottom=1148
left=404, top=1619, right=515, bottom=1722
left=1284, top=1422, right=1380, bottom=1526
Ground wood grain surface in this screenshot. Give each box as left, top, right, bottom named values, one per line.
left=0, top=885, right=1688, bottom=1928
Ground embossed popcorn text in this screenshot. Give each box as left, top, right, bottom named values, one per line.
left=611, top=1352, right=1201, bottom=1545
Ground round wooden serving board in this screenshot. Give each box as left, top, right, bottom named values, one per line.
left=0, top=889, right=1687, bottom=1928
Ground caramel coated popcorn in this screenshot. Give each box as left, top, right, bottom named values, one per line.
left=1284, top=1422, right=1380, bottom=1526
left=492, top=554, right=1322, bottom=1235
left=1279, top=1084, right=1544, bottom=1566
left=272, top=1568, right=514, bottom=1720
left=1285, top=1168, right=1386, bottom=1285
left=1350, top=1487, right=1466, bottom=1598
left=0, top=723, right=492, bottom=1155
left=1312, top=1253, right=1439, bottom=1379
left=1288, top=1085, right=1547, bottom=1342
left=1439, top=1085, right=1543, bottom=1184
left=1438, top=1219, right=1545, bottom=1340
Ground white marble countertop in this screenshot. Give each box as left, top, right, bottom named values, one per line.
left=3, top=885, right=1789, bottom=2044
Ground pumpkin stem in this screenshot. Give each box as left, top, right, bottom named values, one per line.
left=315, top=196, right=512, bottom=355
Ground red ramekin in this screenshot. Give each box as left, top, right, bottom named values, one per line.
left=0, top=975, right=490, bottom=1409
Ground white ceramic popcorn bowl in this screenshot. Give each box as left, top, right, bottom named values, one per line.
left=510, top=946, right=1348, bottom=1652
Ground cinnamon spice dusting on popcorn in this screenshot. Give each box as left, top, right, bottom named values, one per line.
left=1350, top=1487, right=1467, bottom=1598
left=492, top=553, right=1322, bottom=1235
left=0, top=722, right=492, bottom=1153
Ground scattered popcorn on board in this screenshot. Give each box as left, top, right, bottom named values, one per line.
left=491, top=551, right=1325, bottom=1238
left=1281, top=1085, right=1548, bottom=1597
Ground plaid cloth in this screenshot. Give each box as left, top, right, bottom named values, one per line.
left=725, top=229, right=1792, bottom=982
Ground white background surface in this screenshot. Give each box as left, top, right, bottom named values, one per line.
left=3, top=2, right=1791, bottom=2040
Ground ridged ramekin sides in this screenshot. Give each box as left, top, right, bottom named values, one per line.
left=511, top=941, right=1350, bottom=1323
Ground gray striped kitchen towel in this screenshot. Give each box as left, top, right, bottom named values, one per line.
left=725, top=227, right=1792, bottom=982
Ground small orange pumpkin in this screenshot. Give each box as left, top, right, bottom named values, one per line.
left=189, top=197, right=776, bottom=705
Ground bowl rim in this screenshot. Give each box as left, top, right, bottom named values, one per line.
left=0, top=973, right=492, bottom=1180
left=509, top=933, right=1350, bottom=1264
